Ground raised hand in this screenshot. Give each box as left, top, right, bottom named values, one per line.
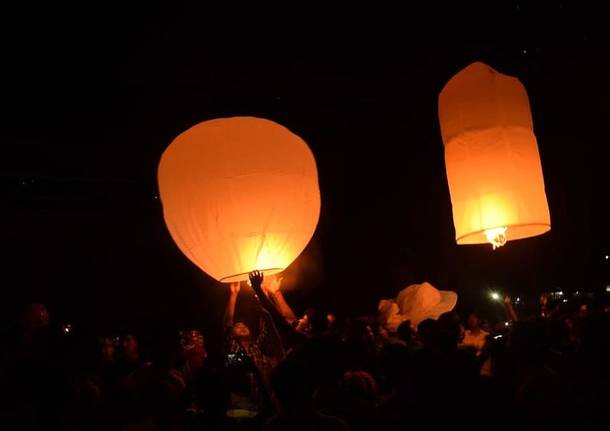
left=264, top=274, right=283, bottom=295
left=249, top=270, right=264, bottom=289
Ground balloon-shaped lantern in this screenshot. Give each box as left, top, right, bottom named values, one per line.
left=438, top=62, right=551, bottom=249
left=158, top=117, right=320, bottom=282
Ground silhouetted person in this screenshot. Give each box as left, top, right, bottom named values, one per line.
left=118, top=334, right=141, bottom=378
left=122, top=326, right=186, bottom=430
left=223, top=273, right=285, bottom=419
left=342, top=318, right=376, bottom=371
left=296, top=308, right=329, bottom=337
left=189, top=366, right=230, bottom=430
left=327, top=313, right=339, bottom=335
left=417, top=318, right=442, bottom=351
left=100, top=336, right=116, bottom=364
left=438, top=311, right=463, bottom=353
left=396, top=320, right=414, bottom=346
left=265, top=353, right=350, bottom=431
left=510, top=320, right=562, bottom=427
left=1, top=303, right=66, bottom=429
left=463, top=312, right=488, bottom=355
left=64, top=334, right=109, bottom=431
left=376, top=342, right=417, bottom=428
left=179, top=329, right=207, bottom=386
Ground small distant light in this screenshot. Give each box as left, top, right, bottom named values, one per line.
left=522, top=49, right=527, bottom=54
left=504, top=321, right=510, bottom=327
left=153, top=195, right=159, bottom=200
left=562, top=299, right=568, bottom=303
left=557, top=291, right=564, bottom=296
left=21, top=180, right=26, bottom=185
left=605, top=255, right=609, bottom=260
left=515, top=296, right=521, bottom=303
left=606, top=285, right=610, bottom=293
left=490, top=292, right=501, bottom=301
left=574, top=291, right=581, bottom=296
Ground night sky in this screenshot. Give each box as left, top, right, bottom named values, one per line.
left=2, top=4, right=609, bottom=336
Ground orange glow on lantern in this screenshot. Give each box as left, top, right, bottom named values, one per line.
left=158, top=117, right=321, bottom=282
left=439, top=62, right=551, bottom=248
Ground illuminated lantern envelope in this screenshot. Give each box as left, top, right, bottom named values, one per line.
left=159, top=117, right=321, bottom=282
left=439, top=62, right=551, bottom=249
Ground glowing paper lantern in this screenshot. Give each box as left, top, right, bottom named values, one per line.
left=158, top=117, right=320, bottom=282
left=438, top=62, right=550, bottom=248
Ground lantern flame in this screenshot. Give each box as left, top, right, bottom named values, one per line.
left=484, top=226, right=507, bottom=250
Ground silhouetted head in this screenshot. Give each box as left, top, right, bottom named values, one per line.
left=271, top=354, right=314, bottom=409
left=122, top=334, right=140, bottom=361
left=509, top=320, right=547, bottom=367
left=326, top=313, right=338, bottom=333
left=303, top=308, right=328, bottom=336
left=147, top=325, right=180, bottom=369
left=343, top=370, right=377, bottom=401
left=467, top=312, right=481, bottom=330
left=342, top=318, right=376, bottom=370
left=99, top=336, right=117, bottom=362
left=418, top=319, right=442, bottom=351
left=378, top=342, right=412, bottom=388
left=396, top=320, right=414, bottom=345
left=180, top=329, right=207, bottom=370
left=578, top=303, right=589, bottom=318
left=22, top=303, right=49, bottom=332
left=231, top=321, right=251, bottom=339
left=439, top=311, right=463, bottom=351
left=193, top=370, right=230, bottom=421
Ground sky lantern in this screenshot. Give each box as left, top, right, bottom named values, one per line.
left=158, top=117, right=321, bottom=282
left=438, top=62, right=551, bottom=249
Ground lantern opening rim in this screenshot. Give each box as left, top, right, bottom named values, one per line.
left=219, top=267, right=285, bottom=283
left=455, top=222, right=551, bottom=245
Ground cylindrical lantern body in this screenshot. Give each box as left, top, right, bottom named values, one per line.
left=158, top=117, right=320, bottom=282
left=439, top=62, right=550, bottom=246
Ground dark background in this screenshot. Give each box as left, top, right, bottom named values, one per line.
left=2, top=3, right=609, bottom=337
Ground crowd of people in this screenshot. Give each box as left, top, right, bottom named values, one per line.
left=1, top=272, right=608, bottom=430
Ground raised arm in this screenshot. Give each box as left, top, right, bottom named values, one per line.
left=249, top=271, right=281, bottom=320
left=249, top=271, right=304, bottom=348
left=264, top=275, right=297, bottom=325
left=223, top=282, right=240, bottom=329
